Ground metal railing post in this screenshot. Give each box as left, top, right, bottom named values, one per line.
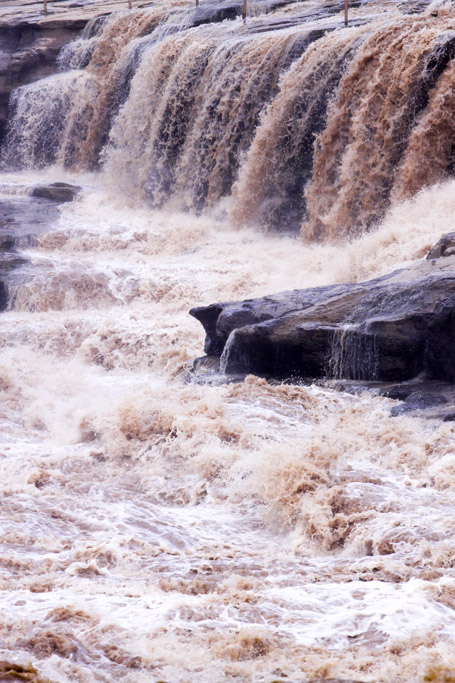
left=242, top=0, right=247, bottom=23
left=344, top=0, right=348, bottom=26
left=43, top=0, right=48, bottom=12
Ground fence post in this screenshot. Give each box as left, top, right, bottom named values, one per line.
left=196, top=0, right=199, bottom=6
left=128, top=0, right=132, bottom=8
left=43, top=0, right=48, bottom=12
left=344, top=0, right=348, bottom=26
left=242, top=0, right=247, bottom=22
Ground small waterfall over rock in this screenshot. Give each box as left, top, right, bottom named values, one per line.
left=327, top=324, right=379, bottom=380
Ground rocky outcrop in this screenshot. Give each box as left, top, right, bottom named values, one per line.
left=190, top=239, right=455, bottom=389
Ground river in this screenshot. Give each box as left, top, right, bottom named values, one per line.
left=2, top=0, right=455, bottom=681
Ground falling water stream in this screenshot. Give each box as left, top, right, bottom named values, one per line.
left=2, top=0, right=455, bottom=681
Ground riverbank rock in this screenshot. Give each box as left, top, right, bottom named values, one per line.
left=190, top=236, right=455, bottom=404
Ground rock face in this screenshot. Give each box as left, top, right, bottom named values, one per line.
left=190, top=240, right=455, bottom=386
left=427, top=232, right=455, bottom=260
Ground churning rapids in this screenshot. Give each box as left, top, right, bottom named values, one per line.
left=3, top=0, right=455, bottom=681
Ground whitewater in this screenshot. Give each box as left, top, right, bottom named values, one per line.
left=0, top=168, right=454, bottom=681
left=2, top=0, right=455, bottom=681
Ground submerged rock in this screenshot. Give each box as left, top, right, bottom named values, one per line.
left=31, top=181, right=81, bottom=202
left=190, top=235, right=455, bottom=396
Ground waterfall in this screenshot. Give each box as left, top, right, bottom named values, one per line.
left=230, top=26, right=367, bottom=230
left=303, top=20, right=455, bottom=239
left=3, top=2, right=455, bottom=681
left=3, top=0, right=455, bottom=237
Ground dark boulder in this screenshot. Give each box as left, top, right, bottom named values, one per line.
left=0, top=279, right=7, bottom=311
left=427, top=232, right=455, bottom=259
left=390, top=391, right=448, bottom=416
left=190, top=238, right=455, bottom=386
left=0, top=191, right=64, bottom=312
left=31, top=182, right=81, bottom=202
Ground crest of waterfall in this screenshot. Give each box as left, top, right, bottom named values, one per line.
left=57, top=16, right=108, bottom=72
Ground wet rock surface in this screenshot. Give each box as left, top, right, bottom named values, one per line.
left=327, top=376, right=455, bottom=421
left=31, top=181, right=81, bottom=202
left=0, top=187, right=64, bottom=310
left=191, top=234, right=455, bottom=418
left=427, top=232, right=455, bottom=260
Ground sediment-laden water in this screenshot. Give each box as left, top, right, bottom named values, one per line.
left=0, top=170, right=455, bottom=682
left=2, top=0, right=455, bottom=680
left=4, top=0, right=455, bottom=229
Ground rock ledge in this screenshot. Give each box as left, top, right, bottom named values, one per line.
left=190, top=235, right=455, bottom=416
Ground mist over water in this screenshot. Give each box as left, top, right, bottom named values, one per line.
left=2, top=0, right=455, bottom=681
